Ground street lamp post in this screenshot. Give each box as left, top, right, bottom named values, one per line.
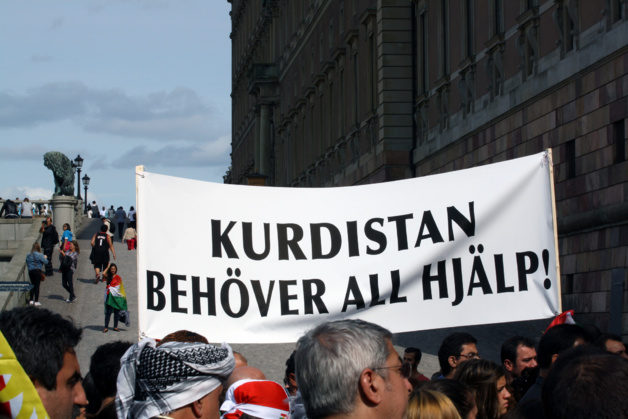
left=74, top=155, right=84, bottom=200
left=82, top=174, right=90, bottom=214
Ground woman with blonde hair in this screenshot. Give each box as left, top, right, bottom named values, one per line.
left=407, top=387, right=462, bottom=419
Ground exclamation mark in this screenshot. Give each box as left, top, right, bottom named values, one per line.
left=542, top=249, right=551, bottom=289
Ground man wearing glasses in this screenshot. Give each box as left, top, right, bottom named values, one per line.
left=295, top=319, right=412, bottom=419
left=436, top=332, right=480, bottom=379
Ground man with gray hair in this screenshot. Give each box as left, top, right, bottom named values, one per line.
left=115, top=330, right=235, bottom=419
left=295, top=319, right=412, bottom=419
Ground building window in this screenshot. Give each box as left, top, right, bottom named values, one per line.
left=417, top=7, right=429, bottom=94
left=353, top=49, right=359, bottom=126
left=462, top=0, right=474, bottom=58
left=368, top=33, right=376, bottom=111
left=566, top=139, right=576, bottom=179
left=439, top=0, right=450, bottom=77
left=490, top=0, right=504, bottom=37
left=339, top=68, right=346, bottom=136
left=608, top=0, right=624, bottom=26
left=614, top=119, right=626, bottom=163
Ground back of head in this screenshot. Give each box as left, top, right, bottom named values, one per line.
left=0, top=307, right=82, bottom=390
left=537, top=324, right=586, bottom=369
left=407, top=388, right=462, bottom=419
left=295, top=319, right=392, bottom=418
left=438, top=332, right=477, bottom=376
left=420, top=379, right=475, bottom=419
left=116, top=330, right=235, bottom=419
left=542, top=345, right=628, bottom=419
left=221, top=379, right=290, bottom=419
left=89, top=340, right=133, bottom=399
left=454, top=359, right=505, bottom=419
left=500, top=335, right=535, bottom=364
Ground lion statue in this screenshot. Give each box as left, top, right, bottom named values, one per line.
left=43, top=151, right=75, bottom=196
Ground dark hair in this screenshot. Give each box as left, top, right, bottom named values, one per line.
left=285, top=350, right=296, bottom=377
left=100, top=224, right=108, bottom=232
left=593, top=333, right=624, bottom=350
left=537, top=324, right=587, bottom=369
left=83, top=372, right=102, bottom=415
left=63, top=223, right=71, bottom=231
left=438, top=332, right=477, bottom=376
left=454, top=359, right=506, bottom=419
left=420, top=379, right=476, bottom=418
left=542, top=345, right=628, bottom=419
left=500, top=336, right=536, bottom=364
left=405, top=347, right=423, bottom=363
left=89, top=341, right=133, bottom=399
left=0, top=307, right=82, bottom=390
left=104, top=263, right=118, bottom=284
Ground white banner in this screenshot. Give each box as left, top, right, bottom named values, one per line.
left=137, top=151, right=561, bottom=343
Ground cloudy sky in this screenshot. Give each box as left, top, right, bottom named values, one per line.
left=0, top=1, right=232, bottom=209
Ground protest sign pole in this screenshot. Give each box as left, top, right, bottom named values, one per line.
left=547, top=148, right=562, bottom=314
left=136, top=165, right=145, bottom=342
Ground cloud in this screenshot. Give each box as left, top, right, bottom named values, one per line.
left=0, top=186, right=54, bottom=201
left=31, top=54, right=53, bottom=63
left=112, top=138, right=230, bottom=169
left=0, top=82, right=226, bottom=141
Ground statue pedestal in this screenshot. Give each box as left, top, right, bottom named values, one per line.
left=50, top=196, right=78, bottom=235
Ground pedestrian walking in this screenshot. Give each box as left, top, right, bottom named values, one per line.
left=90, top=224, right=116, bottom=283
left=103, top=263, right=127, bottom=333
left=115, top=206, right=127, bottom=241
left=59, top=240, right=80, bottom=303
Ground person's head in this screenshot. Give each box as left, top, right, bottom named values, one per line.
left=407, top=388, right=462, bottom=419
left=116, top=330, right=235, bottom=419
left=420, top=379, right=477, bottom=419
left=100, top=224, right=108, bottom=233
left=0, top=307, right=85, bottom=419
left=63, top=223, right=70, bottom=231
left=69, top=240, right=79, bottom=254
left=24, top=197, right=29, bottom=202
left=220, top=379, right=290, bottom=419
left=594, top=333, right=628, bottom=360
left=542, top=345, right=628, bottom=419
left=537, top=324, right=587, bottom=370
left=89, top=341, right=133, bottom=400
left=220, top=366, right=267, bottom=406
left=46, top=217, right=52, bottom=225
left=130, top=206, right=134, bottom=211
left=284, top=350, right=298, bottom=396
left=107, top=263, right=118, bottom=277
left=455, top=359, right=510, bottom=419
left=438, top=332, right=479, bottom=378
left=296, top=319, right=411, bottom=419
left=404, top=347, right=422, bottom=370
left=31, top=242, right=42, bottom=253
left=500, top=336, right=537, bottom=379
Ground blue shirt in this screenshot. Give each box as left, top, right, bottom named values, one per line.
left=26, top=251, right=47, bottom=271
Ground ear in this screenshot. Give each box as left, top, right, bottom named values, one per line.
left=551, top=353, right=559, bottom=365
left=191, top=398, right=204, bottom=418
left=359, top=368, right=383, bottom=406
left=503, top=359, right=514, bottom=372
left=448, top=355, right=458, bottom=369
left=288, top=372, right=298, bottom=388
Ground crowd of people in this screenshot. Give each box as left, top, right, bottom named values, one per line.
left=0, top=197, right=50, bottom=218
left=0, top=305, right=626, bottom=419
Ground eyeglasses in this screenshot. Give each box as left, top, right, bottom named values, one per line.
left=374, top=363, right=412, bottom=379
left=458, top=352, right=480, bottom=360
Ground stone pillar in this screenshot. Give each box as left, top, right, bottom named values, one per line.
left=50, top=196, right=77, bottom=234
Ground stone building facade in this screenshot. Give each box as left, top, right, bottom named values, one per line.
left=226, top=0, right=628, bottom=336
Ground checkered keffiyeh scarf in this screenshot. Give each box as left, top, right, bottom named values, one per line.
left=116, top=337, right=235, bottom=419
